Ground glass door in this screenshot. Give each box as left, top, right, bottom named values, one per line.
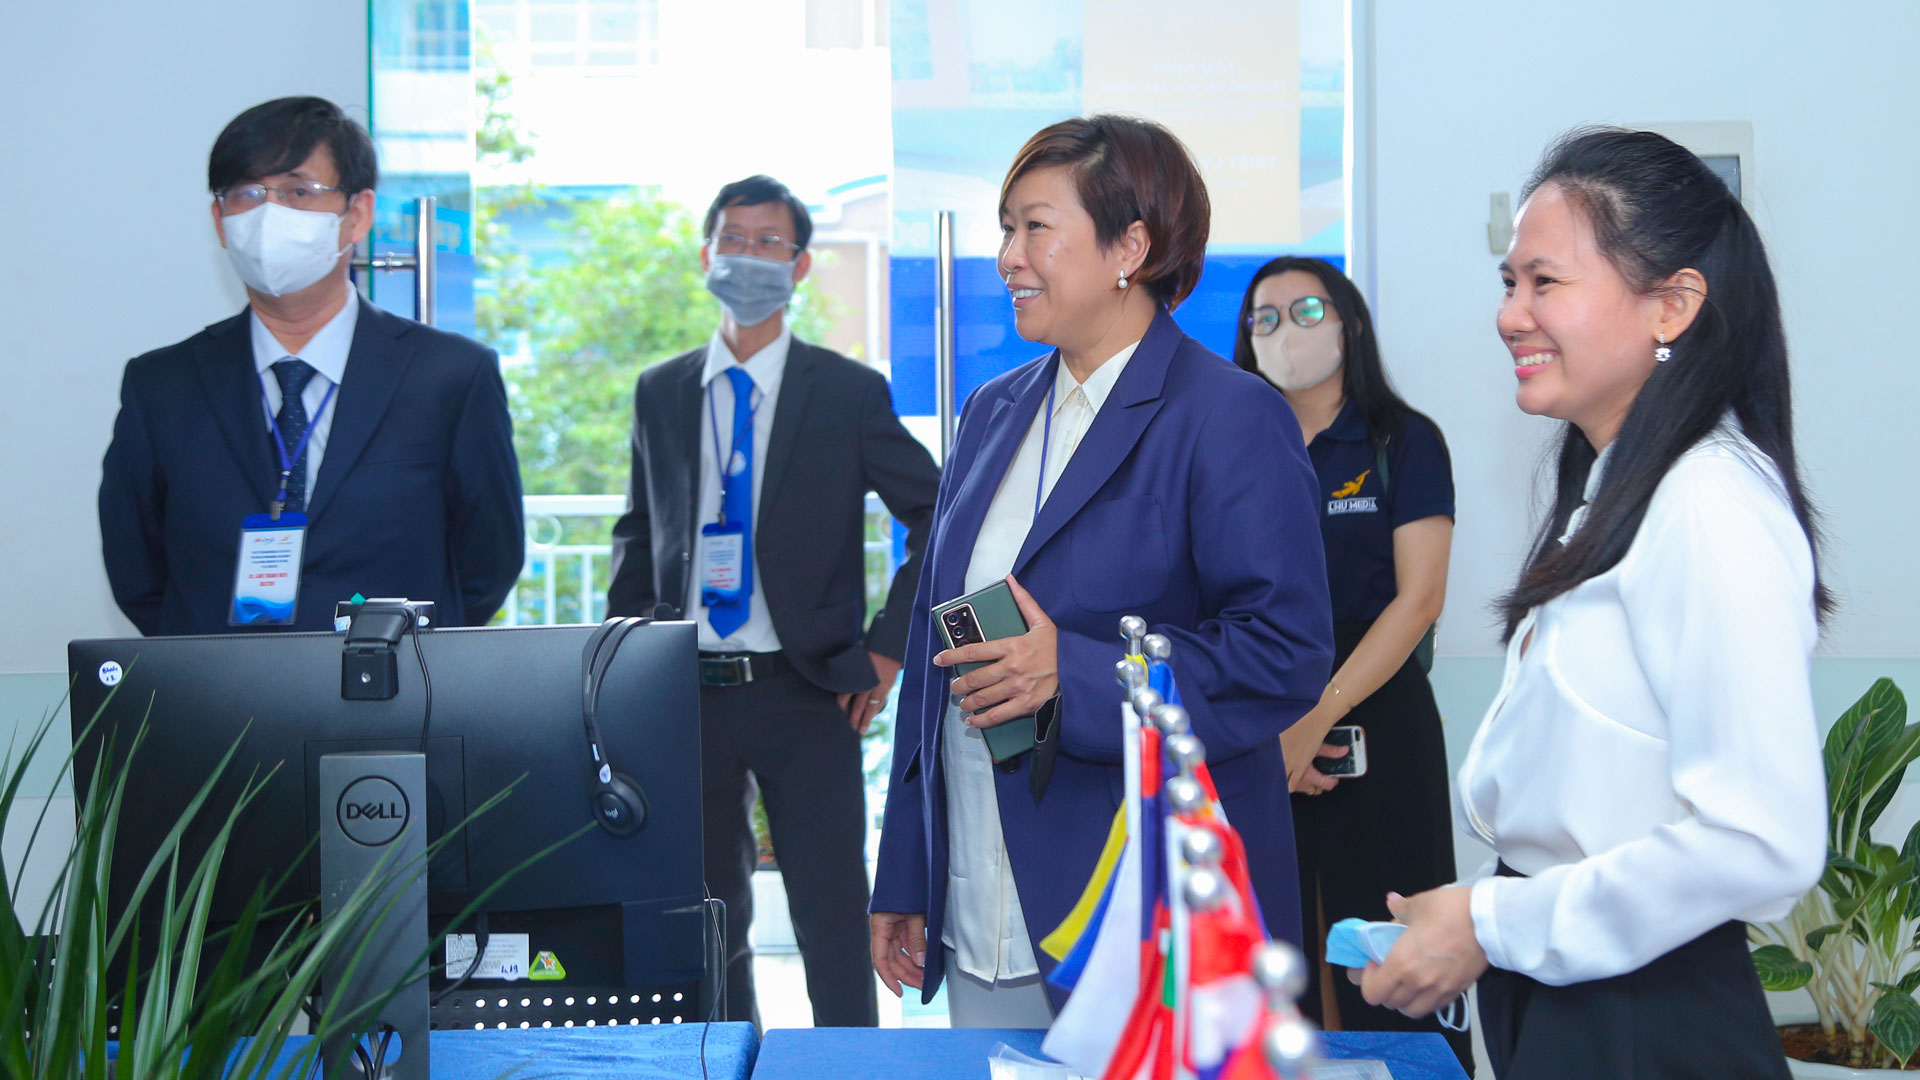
left=367, top=0, right=477, bottom=338
left=887, top=0, right=1351, bottom=438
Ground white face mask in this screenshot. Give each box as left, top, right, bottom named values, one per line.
left=222, top=202, right=350, bottom=297
left=1253, top=320, right=1344, bottom=391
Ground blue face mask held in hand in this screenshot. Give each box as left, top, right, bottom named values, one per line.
left=705, top=253, right=797, bottom=327
left=1325, top=918, right=1471, bottom=1033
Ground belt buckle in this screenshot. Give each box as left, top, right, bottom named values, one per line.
left=699, top=655, right=753, bottom=687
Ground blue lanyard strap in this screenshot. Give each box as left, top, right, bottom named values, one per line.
left=258, top=377, right=339, bottom=517
left=706, top=378, right=757, bottom=524
left=1034, top=380, right=1056, bottom=519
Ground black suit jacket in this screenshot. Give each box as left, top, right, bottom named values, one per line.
left=99, top=299, right=526, bottom=635
left=607, top=338, right=940, bottom=694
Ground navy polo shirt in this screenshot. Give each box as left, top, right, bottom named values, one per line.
left=1308, top=400, right=1455, bottom=624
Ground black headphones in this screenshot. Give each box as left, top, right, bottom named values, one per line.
left=580, top=617, right=651, bottom=835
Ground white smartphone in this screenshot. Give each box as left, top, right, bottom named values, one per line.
left=1315, top=725, right=1368, bottom=778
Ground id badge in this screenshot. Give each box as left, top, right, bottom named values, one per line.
left=700, top=521, right=747, bottom=607
left=230, top=512, right=307, bottom=626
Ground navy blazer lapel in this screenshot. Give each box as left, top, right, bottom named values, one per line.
left=760, top=340, right=817, bottom=512
left=193, top=309, right=277, bottom=510
left=1010, top=310, right=1179, bottom=577
left=934, top=356, right=1056, bottom=600
left=306, top=300, right=414, bottom=526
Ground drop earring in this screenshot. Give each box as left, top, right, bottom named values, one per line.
left=1118, top=272, right=1129, bottom=290
left=1655, top=332, right=1672, bottom=363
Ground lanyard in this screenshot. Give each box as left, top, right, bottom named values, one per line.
left=1033, top=381, right=1057, bottom=519
left=258, top=377, right=338, bottom=519
left=706, top=377, right=758, bottom=525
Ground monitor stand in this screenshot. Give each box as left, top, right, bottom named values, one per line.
left=318, top=751, right=430, bottom=1080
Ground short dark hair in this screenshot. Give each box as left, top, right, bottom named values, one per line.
left=703, top=175, right=813, bottom=252
left=208, top=96, right=379, bottom=197
left=999, top=114, right=1211, bottom=309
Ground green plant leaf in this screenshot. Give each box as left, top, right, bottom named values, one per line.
left=1900, top=823, right=1920, bottom=920
left=1872, top=989, right=1920, bottom=1068
left=1808, top=924, right=1841, bottom=951
left=1901, top=970, right=1920, bottom=997
left=1836, top=861, right=1909, bottom=928
left=1861, top=724, right=1920, bottom=838
left=1827, top=680, right=1908, bottom=854
left=1754, top=944, right=1814, bottom=992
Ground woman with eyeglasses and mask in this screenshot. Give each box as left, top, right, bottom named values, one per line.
left=1356, top=129, right=1828, bottom=1079
left=869, top=115, right=1334, bottom=1028
left=1231, top=258, right=1467, bottom=1069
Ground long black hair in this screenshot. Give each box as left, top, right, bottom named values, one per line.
left=1231, top=255, right=1418, bottom=453
left=1496, top=128, right=1831, bottom=637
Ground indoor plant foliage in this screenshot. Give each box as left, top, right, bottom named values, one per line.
left=0, top=694, right=548, bottom=1079
left=1752, top=678, right=1920, bottom=1071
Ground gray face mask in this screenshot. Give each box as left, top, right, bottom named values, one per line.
left=705, top=253, right=797, bottom=327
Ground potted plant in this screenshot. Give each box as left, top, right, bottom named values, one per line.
left=1, top=693, right=561, bottom=1079
left=1752, top=678, right=1920, bottom=1075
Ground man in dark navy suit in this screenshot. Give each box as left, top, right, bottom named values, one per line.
left=99, top=97, right=524, bottom=635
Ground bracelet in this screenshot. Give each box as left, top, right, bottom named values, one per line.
left=1327, top=682, right=1354, bottom=710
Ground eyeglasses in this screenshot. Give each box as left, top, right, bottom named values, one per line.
left=217, top=180, right=348, bottom=214
left=712, top=232, right=802, bottom=261
left=1246, top=296, right=1328, bottom=336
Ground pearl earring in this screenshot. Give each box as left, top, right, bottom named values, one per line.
left=1118, top=272, right=1129, bottom=290
left=1655, top=332, right=1672, bottom=363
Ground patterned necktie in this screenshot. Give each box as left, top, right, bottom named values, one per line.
left=707, top=366, right=757, bottom=638
left=272, top=358, right=317, bottom=513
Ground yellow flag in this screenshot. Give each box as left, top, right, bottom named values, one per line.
left=1040, top=803, right=1128, bottom=961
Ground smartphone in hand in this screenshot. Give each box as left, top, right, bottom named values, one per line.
left=931, top=580, right=1036, bottom=763
left=1314, top=725, right=1368, bottom=778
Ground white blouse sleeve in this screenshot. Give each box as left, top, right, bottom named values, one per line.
left=1468, top=448, right=1828, bottom=985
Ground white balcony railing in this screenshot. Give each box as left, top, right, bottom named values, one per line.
left=504, top=493, right=899, bottom=626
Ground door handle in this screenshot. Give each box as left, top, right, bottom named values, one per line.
left=350, top=195, right=438, bottom=326
left=934, top=209, right=956, bottom=458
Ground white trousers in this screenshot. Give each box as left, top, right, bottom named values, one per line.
left=944, top=947, right=1056, bottom=1029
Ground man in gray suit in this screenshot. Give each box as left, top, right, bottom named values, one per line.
left=607, top=175, right=939, bottom=1027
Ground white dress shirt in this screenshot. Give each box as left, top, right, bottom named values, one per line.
left=942, top=341, right=1139, bottom=983
left=1454, top=416, right=1827, bottom=986
left=689, top=327, right=791, bottom=653
left=250, top=289, right=358, bottom=503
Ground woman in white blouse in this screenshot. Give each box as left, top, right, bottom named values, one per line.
left=1357, top=128, right=1830, bottom=1077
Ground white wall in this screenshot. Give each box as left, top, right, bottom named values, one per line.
left=0, top=2, right=369, bottom=677
left=1366, top=0, right=1920, bottom=661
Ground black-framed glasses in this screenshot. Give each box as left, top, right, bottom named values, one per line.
left=712, top=232, right=802, bottom=261
left=216, top=180, right=348, bottom=214
left=1246, top=296, right=1328, bottom=336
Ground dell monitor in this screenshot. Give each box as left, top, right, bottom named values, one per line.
left=68, top=619, right=713, bottom=1028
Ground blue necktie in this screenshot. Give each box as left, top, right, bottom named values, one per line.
left=272, top=358, right=316, bottom=513
left=707, top=367, right=756, bottom=638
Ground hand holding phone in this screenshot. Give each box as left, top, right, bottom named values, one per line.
left=932, top=578, right=1055, bottom=762
left=1314, top=725, right=1368, bottom=778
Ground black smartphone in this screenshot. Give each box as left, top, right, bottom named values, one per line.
left=1314, top=725, right=1369, bottom=778
left=931, top=581, right=1036, bottom=763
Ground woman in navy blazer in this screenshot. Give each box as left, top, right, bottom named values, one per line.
left=870, top=115, right=1335, bottom=1024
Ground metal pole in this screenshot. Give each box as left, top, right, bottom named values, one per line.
left=414, top=196, right=437, bottom=325
left=934, top=211, right=957, bottom=458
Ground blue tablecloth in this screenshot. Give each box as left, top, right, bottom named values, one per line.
left=751, top=1028, right=1466, bottom=1080
left=228, top=1023, right=760, bottom=1079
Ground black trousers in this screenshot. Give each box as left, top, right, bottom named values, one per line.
left=700, top=665, right=878, bottom=1028
left=1293, top=622, right=1472, bottom=1072
left=1479, top=888, right=1789, bottom=1078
